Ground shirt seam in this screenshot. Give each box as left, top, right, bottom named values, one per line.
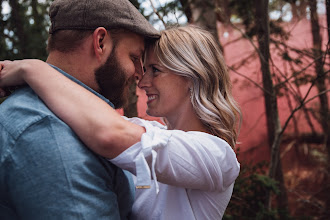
left=0, top=114, right=54, bottom=168
left=1, top=116, right=82, bottom=217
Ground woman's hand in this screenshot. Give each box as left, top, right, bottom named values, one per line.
left=0, top=59, right=42, bottom=97
left=0, top=60, right=31, bottom=89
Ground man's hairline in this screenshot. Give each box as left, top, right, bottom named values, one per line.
left=47, top=27, right=149, bottom=55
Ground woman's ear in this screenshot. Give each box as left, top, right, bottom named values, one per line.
left=92, top=27, right=113, bottom=62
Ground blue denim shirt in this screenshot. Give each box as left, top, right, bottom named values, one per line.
left=0, top=65, right=134, bottom=220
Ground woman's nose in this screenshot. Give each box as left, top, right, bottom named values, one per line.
left=137, top=72, right=152, bottom=89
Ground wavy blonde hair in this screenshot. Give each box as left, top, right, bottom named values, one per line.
left=153, top=25, right=241, bottom=148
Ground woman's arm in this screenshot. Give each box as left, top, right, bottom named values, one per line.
left=0, top=60, right=145, bottom=158
left=110, top=120, right=240, bottom=191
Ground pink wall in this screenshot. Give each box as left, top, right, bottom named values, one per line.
left=219, top=16, right=329, bottom=162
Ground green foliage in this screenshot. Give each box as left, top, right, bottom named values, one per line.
left=137, top=0, right=188, bottom=28
left=229, top=0, right=255, bottom=36
left=223, top=161, right=294, bottom=220
left=293, top=74, right=314, bottom=86
left=0, top=0, right=51, bottom=61
left=129, top=0, right=155, bottom=28
left=154, top=1, right=185, bottom=26
left=0, top=0, right=52, bottom=104
left=228, top=0, right=287, bottom=38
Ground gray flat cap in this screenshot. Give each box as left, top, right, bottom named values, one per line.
left=49, top=0, right=160, bottom=39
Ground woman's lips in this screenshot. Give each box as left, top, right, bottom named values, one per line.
left=147, top=94, right=157, bottom=104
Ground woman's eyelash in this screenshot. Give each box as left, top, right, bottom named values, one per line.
left=152, top=67, right=159, bottom=72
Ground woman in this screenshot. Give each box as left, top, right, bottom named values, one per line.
left=0, top=26, right=241, bottom=219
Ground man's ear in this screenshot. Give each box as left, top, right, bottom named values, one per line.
left=92, top=27, right=113, bottom=62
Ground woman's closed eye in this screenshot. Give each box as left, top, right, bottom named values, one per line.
left=152, top=66, right=160, bottom=76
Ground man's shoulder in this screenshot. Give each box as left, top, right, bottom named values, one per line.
left=0, top=86, right=62, bottom=137
left=0, top=86, right=56, bottom=117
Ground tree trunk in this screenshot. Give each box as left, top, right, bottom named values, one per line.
left=179, top=0, right=193, bottom=23
left=290, top=2, right=299, bottom=20
left=215, top=0, right=231, bottom=26
left=308, top=1, right=330, bottom=218
left=0, top=0, right=6, bottom=59
left=190, top=0, right=217, bottom=36
left=31, top=0, right=43, bottom=32
left=298, top=0, right=308, bottom=19
left=291, top=0, right=308, bottom=20
left=123, top=78, right=138, bottom=117
left=8, top=0, right=28, bottom=58
left=327, top=0, right=330, bottom=40
left=255, top=0, right=288, bottom=214
left=180, top=0, right=223, bottom=52
left=308, top=0, right=329, bottom=137
left=30, top=0, right=48, bottom=59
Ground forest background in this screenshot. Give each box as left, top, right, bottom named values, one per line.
left=0, top=0, right=329, bottom=219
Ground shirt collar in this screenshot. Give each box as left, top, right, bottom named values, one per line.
left=49, top=64, right=115, bottom=108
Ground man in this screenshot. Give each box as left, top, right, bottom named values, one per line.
left=0, top=0, right=159, bottom=219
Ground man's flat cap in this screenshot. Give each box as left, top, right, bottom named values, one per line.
left=49, top=0, right=160, bottom=39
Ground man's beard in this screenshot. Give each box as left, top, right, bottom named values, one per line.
left=95, top=47, right=130, bottom=109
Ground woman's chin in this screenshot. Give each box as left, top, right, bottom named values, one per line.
left=146, top=109, right=159, bottom=118
left=146, top=109, right=153, bottom=116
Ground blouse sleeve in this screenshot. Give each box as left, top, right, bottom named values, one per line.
left=109, top=117, right=240, bottom=193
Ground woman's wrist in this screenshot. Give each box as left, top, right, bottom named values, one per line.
left=21, top=59, right=45, bottom=83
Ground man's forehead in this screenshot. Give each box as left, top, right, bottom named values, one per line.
left=131, top=39, right=145, bottom=56
left=136, top=36, right=145, bottom=53
left=137, top=47, right=145, bottom=56
left=118, top=32, right=145, bottom=51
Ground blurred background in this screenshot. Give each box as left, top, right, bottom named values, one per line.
left=0, top=0, right=329, bottom=219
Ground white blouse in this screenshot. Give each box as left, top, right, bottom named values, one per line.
left=110, top=117, right=240, bottom=220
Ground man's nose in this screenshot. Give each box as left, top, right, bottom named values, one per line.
left=134, top=58, right=144, bottom=81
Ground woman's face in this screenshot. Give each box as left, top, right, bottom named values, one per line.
left=138, top=47, right=191, bottom=119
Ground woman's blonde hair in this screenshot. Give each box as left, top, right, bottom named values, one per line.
left=153, top=25, right=241, bottom=148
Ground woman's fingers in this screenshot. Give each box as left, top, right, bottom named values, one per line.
left=0, top=61, right=7, bottom=87
left=0, top=60, right=26, bottom=87
left=0, top=60, right=26, bottom=98
left=0, top=88, right=6, bottom=97
left=0, top=63, right=9, bottom=97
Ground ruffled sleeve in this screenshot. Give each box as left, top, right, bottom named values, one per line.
left=110, top=117, right=240, bottom=194
left=110, top=117, right=171, bottom=193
